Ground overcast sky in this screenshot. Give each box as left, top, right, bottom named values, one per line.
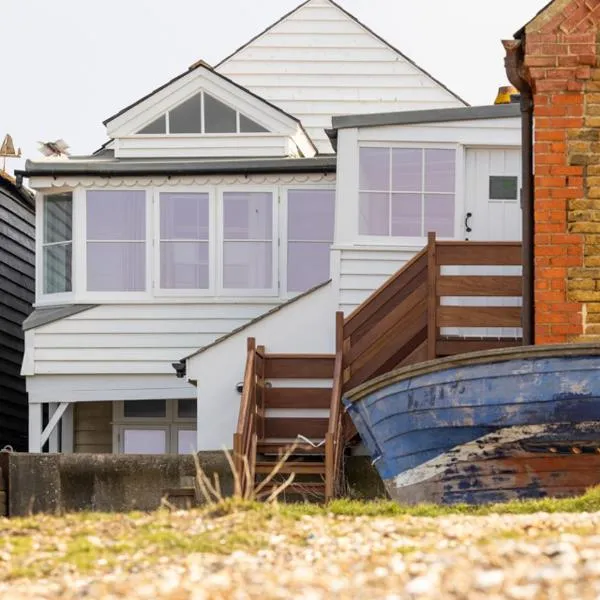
left=1, top=0, right=547, bottom=172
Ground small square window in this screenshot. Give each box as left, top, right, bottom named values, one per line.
left=124, top=400, right=167, bottom=418
left=490, top=176, right=519, bottom=200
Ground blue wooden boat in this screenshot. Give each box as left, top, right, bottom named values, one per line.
left=343, top=344, right=600, bottom=505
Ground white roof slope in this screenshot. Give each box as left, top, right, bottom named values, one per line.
left=217, top=0, right=467, bottom=153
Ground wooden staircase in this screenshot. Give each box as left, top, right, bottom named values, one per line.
left=234, top=234, right=524, bottom=502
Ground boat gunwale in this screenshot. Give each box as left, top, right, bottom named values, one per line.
left=344, top=343, right=600, bottom=404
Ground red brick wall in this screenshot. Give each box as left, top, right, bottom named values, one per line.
left=524, top=1, right=600, bottom=344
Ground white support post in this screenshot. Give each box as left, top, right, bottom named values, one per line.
left=61, top=404, right=74, bottom=453
left=28, top=404, right=43, bottom=453
left=40, top=402, right=69, bottom=449
left=48, top=403, right=59, bottom=453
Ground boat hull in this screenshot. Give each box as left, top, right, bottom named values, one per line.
left=343, top=345, right=600, bottom=505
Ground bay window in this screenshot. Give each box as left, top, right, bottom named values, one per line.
left=42, top=192, right=73, bottom=294
left=86, top=190, right=146, bottom=292
left=359, top=147, right=456, bottom=238
left=222, top=191, right=274, bottom=291
left=160, top=192, right=210, bottom=289
left=287, top=189, right=335, bottom=293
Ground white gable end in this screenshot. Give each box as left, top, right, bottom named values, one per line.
left=217, top=0, right=466, bottom=153
left=105, top=65, right=316, bottom=159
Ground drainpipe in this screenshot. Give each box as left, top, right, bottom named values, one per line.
left=503, top=37, right=534, bottom=346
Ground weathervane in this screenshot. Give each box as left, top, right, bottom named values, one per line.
left=0, top=134, right=21, bottom=174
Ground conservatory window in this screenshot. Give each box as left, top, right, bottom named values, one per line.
left=42, top=192, right=73, bottom=294
left=135, top=92, right=268, bottom=135
left=160, top=192, right=210, bottom=289
left=287, top=189, right=335, bottom=293
left=359, top=147, right=456, bottom=238
left=222, top=191, right=273, bottom=290
left=86, top=190, right=146, bottom=292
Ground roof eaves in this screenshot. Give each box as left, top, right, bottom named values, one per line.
left=181, top=279, right=331, bottom=363
left=0, top=171, right=35, bottom=209
left=331, top=103, right=521, bottom=131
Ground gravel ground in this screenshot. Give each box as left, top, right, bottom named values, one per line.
left=2, top=508, right=600, bottom=599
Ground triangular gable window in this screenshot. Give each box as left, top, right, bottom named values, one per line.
left=135, top=92, right=269, bottom=135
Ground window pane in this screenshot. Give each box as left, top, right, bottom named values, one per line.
left=424, top=194, right=455, bottom=237
left=223, top=242, right=272, bottom=289
left=288, top=189, right=335, bottom=241
left=87, top=191, right=146, bottom=240
left=239, top=114, right=268, bottom=133
left=392, top=149, right=422, bottom=192
left=204, top=93, right=237, bottom=133
left=425, top=149, right=455, bottom=193
left=223, top=192, right=272, bottom=240
left=161, top=242, right=209, bottom=289
left=177, top=430, right=197, bottom=454
left=359, top=192, right=389, bottom=235
left=287, top=242, right=331, bottom=293
left=44, top=244, right=72, bottom=294
left=87, top=242, right=146, bottom=291
left=391, top=193, right=422, bottom=237
left=160, top=193, right=209, bottom=240
left=490, top=176, right=519, bottom=200
left=177, top=399, right=197, bottom=419
left=359, top=147, right=389, bottom=191
left=124, top=400, right=167, bottom=418
left=123, top=429, right=166, bottom=454
left=44, top=193, right=72, bottom=243
left=137, top=115, right=166, bottom=135
left=169, top=93, right=202, bottom=134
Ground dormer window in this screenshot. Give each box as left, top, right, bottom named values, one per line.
left=136, top=92, right=268, bottom=135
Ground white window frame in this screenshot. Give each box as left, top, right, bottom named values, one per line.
left=36, top=188, right=76, bottom=306
left=135, top=91, right=269, bottom=136
left=357, top=142, right=464, bottom=246
left=153, top=187, right=216, bottom=297
left=79, top=187, right=153, bottom=303
left=217, top=186, right=279, bottom=297
left=280, top=184, right=336, bottom=299
left=113, top=400, right=197, bottom=454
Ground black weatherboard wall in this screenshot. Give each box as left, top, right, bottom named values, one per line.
left=0, top=174, right=34, bottom=451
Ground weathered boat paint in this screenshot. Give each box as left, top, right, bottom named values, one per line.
left=343, top=344, right=600, bottom=505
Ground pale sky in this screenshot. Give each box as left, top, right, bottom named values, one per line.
left=1, top=0, right=547, bottom=172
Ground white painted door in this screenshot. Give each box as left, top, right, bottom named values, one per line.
left=464, top=148, right=522, bottom=241
left=443, top=148, right=522, bottom=339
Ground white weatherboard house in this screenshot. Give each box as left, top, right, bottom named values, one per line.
left=18, top=0, right=522, bottom=455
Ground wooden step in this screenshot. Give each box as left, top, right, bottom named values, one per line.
left=257, top=442, right=326, bottom=455
left=257, top=482, right=326, bottom=499
left=255, top=461, right=326, bottom=475
left=265, top=387, right=331, bottom=409
left=264, top=417, right=328, bottom=439
left=264, top=355, right=335, bottom=379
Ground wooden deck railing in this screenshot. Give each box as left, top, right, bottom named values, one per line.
left=233, top=338, right=264, bottom=497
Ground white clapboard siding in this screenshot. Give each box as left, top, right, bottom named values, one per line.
left=30, top=302, right=279, bottom=376
left=217, top=0, right=464, bottom=152
left=337, top=246, right=420, bottom=314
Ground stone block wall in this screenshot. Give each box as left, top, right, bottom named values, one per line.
left=524, top=0, right=600, bottom=343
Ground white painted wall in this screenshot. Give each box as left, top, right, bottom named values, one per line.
left=217, top=0, right=465, bottom=152
left=186, top=282, right=335, bottom=451
left=331, top=116, right=522, bottom=315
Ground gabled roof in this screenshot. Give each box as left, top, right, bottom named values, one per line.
left=0, top=171, right=34, bottom=210
left=215, top=0, right=467, bottom=107
left=103, top=61, right=303, bottom=129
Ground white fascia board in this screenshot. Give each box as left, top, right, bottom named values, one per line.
left=106, top=66, right=303, bottom=140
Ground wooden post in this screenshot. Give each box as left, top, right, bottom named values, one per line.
left=28, top=403, right=42, bottom=453
left=427, top=232, right=438, bottom=360
left=257, top=344, right=265, bottom=440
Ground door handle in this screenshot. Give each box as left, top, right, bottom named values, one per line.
left=465, top=212, right=473, bottom=233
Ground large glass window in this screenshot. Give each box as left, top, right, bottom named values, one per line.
left=43, top=192, right=73, bottom=294
left=359, top=147, right=456, bottom=238
left=223, top=191, right=273, bottom=290
left=135, top=92, right=268, bottom=135
left=287, top=189, right=335, bottom=293
left=86, top=190, right=146, bottom=292
left=160, top=192, right=210, bottom=289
